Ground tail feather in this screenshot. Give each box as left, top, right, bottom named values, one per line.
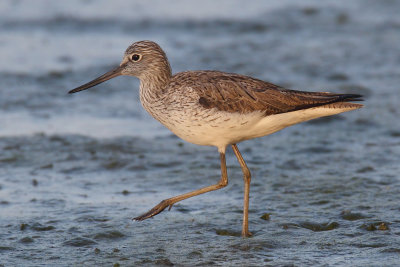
left=332, top=93, right=363, bottom=102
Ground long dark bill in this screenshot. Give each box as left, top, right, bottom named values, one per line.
left=68, top=66, right=123, bottom=94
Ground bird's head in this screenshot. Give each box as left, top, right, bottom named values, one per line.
left=69, top=40, right=171, bottom=94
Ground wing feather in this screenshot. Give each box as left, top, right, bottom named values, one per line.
left=172, top=71, right=362, bottom=115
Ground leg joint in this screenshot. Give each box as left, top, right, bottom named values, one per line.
left=218, top=178, right=228, bottom=188
left=243, top=168, right=251, bottom=182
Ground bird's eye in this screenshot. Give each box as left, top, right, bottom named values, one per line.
left=131, top=54, right=141, bottom=62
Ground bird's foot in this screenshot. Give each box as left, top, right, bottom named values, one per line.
left=133, top=199, right=173, bottom=221
left=242, top=231, right=253, bottom=238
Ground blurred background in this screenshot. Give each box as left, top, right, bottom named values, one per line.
left=0, top=0, right=399, bottom=266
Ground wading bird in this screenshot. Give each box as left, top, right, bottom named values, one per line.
left=69, top=41, right=363, bottom=237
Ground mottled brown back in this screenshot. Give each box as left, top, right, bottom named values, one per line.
left=171, top=71, right=362, bottom=115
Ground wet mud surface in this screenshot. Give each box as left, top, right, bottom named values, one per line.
left=1, top=0, right=400, bottom=266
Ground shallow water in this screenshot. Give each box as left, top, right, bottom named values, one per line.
left=1, top=0, right=400, bottom=266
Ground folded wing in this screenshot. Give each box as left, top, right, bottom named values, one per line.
left=187, top=71, right=363, bottom=115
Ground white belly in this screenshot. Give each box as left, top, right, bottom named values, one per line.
left=157, top=103, right=361, bottom=151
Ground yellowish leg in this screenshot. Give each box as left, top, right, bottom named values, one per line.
left=134, top=152, right=228, bottom=221
left=231, top=144, right=252, bottom=237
